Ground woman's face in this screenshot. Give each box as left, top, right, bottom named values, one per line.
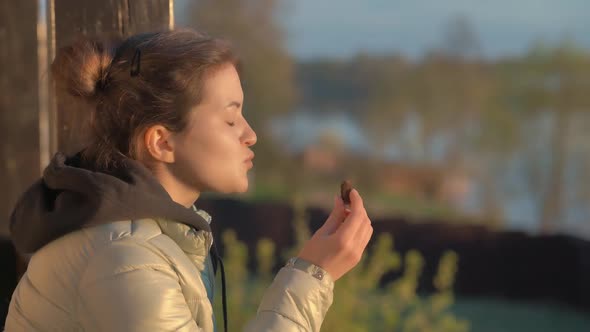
left=169, top=63, right=257, bottom=194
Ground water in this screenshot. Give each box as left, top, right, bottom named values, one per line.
left=452, top=297, right=590, bottom=332
left=270, top=109, right=590, bottom=239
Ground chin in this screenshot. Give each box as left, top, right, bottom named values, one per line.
left=219, top=179, right=249, bottom=194
left=235, top=181, right=249, bottom=193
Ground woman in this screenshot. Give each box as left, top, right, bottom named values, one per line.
left=5, top=29, right=373, bottom=332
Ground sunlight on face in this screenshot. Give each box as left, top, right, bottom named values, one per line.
left=169, top=63, right=257, bottom=194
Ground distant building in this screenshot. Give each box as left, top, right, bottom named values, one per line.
left=378, top=161, right=473, bottom=205
left=295, top=144, right=474, bottom=207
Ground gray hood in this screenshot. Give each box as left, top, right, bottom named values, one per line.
left=10, top=151, right=211, bottom=254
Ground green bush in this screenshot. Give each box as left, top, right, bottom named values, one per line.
left=213, top=202, right=470, bottom=331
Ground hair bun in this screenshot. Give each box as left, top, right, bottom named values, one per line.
left=51, top=37, right=114, bottom=100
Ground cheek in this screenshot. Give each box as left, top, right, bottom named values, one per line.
left=185, top=128, right=237, bottom=171
left=176, top=118, right=242, bottom=178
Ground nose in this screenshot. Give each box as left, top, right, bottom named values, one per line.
left=242, top=120, right=257, bottom=147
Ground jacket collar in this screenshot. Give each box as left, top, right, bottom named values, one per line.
left=155, top=207, right=213, bottom=271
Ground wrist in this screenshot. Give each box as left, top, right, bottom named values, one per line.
left=286, top=257, right=331, bottom=281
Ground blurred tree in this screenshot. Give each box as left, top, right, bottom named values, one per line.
left=362, top=18, right=490, bottom=163
left=361, top=21, right=497, bottom=223
left=440, top=15, right=481, bottom=60
left=361, top=55, right=411, bottom=158
left=500, top=43, right=590, bottom=233
left=295, top=58, right=372, bottom=112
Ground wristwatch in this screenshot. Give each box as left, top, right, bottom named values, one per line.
left=286, top=257, right=328, bottom=281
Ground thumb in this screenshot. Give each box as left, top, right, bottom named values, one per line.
left=318, top=194, right=345, bottom=235
left=349, top=188, right=364, bottom=213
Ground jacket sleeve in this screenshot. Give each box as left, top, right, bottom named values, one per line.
left=77, top=240, right=208, bottom=332
left=244, top=263, right=334, bottom=332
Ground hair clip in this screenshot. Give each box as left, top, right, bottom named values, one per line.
left=130, top=48, right=141, bottom=76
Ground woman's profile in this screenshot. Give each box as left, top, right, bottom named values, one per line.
left=5, top=28, right=373, bottom=332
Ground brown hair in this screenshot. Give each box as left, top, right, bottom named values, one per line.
left=51, top=28, right=238, bottom=171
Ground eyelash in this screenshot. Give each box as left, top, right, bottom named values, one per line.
left=227, top=122, right=235, bottom=127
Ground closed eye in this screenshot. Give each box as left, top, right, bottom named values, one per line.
left=227, top=122, right=235, bottom=127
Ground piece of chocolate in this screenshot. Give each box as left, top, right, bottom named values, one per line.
left=340, top=180, right=352, bottom=205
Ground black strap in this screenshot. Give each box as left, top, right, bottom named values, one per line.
left=210, top=245, right=218, bottom=274
left=212, top=241, right=228, bottom=332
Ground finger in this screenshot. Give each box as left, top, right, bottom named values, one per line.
left=318, top=194, right=345, bottom=235
left=337, top=189, right=367, bottom=235
left=350, top=188, right=364, bottom=212
left=344, top=208, right=351, bottom=218
left=360, top=222, right=373, bottom=249
left=363, top=224, right=373, bottom=247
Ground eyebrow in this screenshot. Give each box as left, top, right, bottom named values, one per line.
left=226, top=101, right=242, bottom=108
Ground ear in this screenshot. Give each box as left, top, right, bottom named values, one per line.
left=143, top=125, right=175, bottom=163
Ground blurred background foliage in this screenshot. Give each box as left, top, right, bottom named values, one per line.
left=185, top=0, right=590, bottom=236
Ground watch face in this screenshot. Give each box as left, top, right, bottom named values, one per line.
left=312, top=268, right=325, bottom=280
left=286, top=258, right=326, bottom=280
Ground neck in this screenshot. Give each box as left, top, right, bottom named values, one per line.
left=152, top=166, right=200, bottom=208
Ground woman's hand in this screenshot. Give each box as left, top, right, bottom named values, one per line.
left=297, top=189, right=373, bottom=281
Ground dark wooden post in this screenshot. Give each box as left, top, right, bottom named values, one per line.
left=0, top=2, right=174, bottom=292
left=0, top=0, right=173, bottom=235
left=0, top=0, right=40, bottom=322
left=0, top=0, right=40, bottom=236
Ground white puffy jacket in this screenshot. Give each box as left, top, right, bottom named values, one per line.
left=6, top=216, right=334, bottom=331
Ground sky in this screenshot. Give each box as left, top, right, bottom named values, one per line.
left=177, top=0, right=590, bottom=60
left=277, top=0, right=590, bottom=59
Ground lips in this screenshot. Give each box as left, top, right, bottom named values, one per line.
left=244, top=152, right=255, bottom=163
left=244, top=152, right=255, bottom=169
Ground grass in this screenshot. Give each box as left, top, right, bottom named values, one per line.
left=451, top=296, right=590, bottom=332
